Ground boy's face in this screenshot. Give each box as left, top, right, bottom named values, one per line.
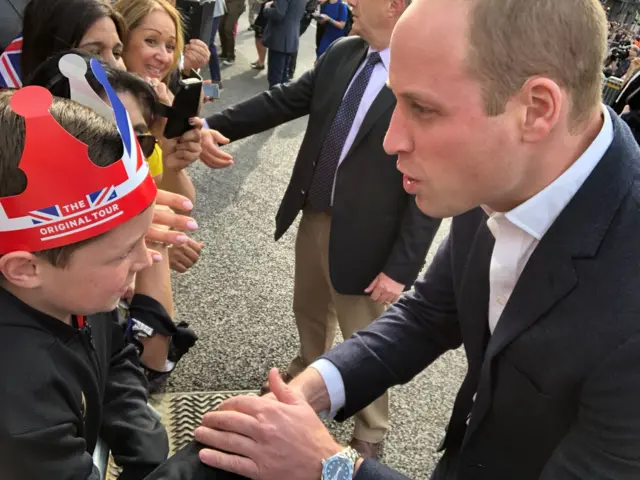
left=35, top=205, right=155, bottom=316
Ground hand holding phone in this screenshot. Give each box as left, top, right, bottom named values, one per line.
left=163, top=71, right=203, bottom=139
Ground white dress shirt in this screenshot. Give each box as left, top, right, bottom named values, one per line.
left=330, top=47, right=390, bottom=204
left=312, top=106, right=614, bottom=418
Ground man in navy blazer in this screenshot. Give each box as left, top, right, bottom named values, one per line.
left=193, top=0, right=640, bottom=479
left=261, top=0, right=307, bottom=87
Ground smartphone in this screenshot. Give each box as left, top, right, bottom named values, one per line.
left=163, top=73, right=203, bottom=139
left=202, top=82, right=220, bottom=99
left=311, top=12, right=321, bottom=19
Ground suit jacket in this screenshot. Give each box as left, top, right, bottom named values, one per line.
left=322, top=110, right=640, bottom=480
left=261, top=0, right=307, bottom=53
left=205, top=37, right=441, bottom=294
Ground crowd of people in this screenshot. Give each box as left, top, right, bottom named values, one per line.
left=2, top=0, right=640, bottom=479
left=207, top=0, right=351, bottom=87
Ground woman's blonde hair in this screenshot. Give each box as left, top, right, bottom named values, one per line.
left=113, top=0, right=184, bottom=83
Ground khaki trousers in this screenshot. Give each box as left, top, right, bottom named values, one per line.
left=287, top=210, right=389, bottom=443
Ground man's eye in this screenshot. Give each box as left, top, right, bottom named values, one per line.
left=411, top=102, right=428, bottom=114
left=113, top=49, right=123, bottom=60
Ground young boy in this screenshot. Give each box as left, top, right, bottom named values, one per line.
left=0, top=63, right=231, bottom=479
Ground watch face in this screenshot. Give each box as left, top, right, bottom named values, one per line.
left=322, top=456, right=354, bottom=480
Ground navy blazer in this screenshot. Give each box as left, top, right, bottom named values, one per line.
left=261, top=0, right=307, bottom=53
left=323, top=110, right=640, bottom=480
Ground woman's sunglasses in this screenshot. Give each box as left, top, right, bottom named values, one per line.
left=136, top=133, right=157, bottom=158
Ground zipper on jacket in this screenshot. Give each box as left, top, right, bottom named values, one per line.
left=79, top=324, right=102, bottom=386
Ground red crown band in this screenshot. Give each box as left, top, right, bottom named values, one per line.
left=0, top=59, right=157, bottom=254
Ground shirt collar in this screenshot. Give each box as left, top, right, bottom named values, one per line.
left=492, top=106, right=614, bottom=240
left=368, top=46, right=390, bottom=71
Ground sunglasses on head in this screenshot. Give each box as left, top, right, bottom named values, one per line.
left=136, top=133, right=157, bottom=158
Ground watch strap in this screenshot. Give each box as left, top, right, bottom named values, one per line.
left=342, top=447, right=361, bottom=465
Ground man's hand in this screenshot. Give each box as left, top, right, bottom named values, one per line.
left=195, top=368, right=343, bottom=479
left=183, top=39, right=211, bottom=72
left=264, top=1, right=274, bottom=7
left=161, top=123, right=202, bottom=172
left=199, top=125, right=233, bottom=168
left=169, top=238, right=204, bottom=273
left=364, top=272, right=405, bottom=304
left=145, top=190, right=198, bottom=247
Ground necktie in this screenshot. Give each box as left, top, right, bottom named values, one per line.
left=307, top=52, right=382, bottom=211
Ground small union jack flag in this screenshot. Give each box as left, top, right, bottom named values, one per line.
left=87, top=186, right=118, bottom=207
left=29, top=205, right=62, bottom=225
left=0, top=35, right=22, bottom=89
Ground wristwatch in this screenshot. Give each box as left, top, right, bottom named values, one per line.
left=321, top=447, right=361, bottom=480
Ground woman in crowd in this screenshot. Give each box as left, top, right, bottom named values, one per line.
left=21, top=0, right=126, bottom=78
left=208, top=0, right=226, bottom=87
left=316, top=0, right=347, bottom=58
left=249, top=0, right=267, bottom=71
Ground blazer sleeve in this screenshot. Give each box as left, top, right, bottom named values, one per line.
left=382, top=196, right=442, bottom=287
left=204, top=57, right=320, bottom=141
left=354, top=459, right=411, bottom=480
left=322, top=232, right=462, bottom=419
left=539, top=333, right=640, bottom=479
left=100, top=319, right=170, bottom=479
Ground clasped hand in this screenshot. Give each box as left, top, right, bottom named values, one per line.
left=195, top=369, right=342, bottom=480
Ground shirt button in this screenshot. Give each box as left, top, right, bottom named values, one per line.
left=497, top=295, right=507, bottom=306
left=301, top=189, right=306, bottom=195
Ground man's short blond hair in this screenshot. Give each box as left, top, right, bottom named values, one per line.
left=466, top=0, right=608, bottom=131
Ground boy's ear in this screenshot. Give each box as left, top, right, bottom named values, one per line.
left=0, top=252, right=44, bottom=289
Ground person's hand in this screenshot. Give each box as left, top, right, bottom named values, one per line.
left=147, top=79, right=174, bottom=140
left=264, top=1, right=273, bottom=7
left=183, top=39, right=211, bottom=72
left=318, top=13, right=329, bottom=23
left=161, top=123, right=202, bottom=172
left=145, top=190, right=198, bottom=248
left=195, top=368, right=343, bottom=480
left=364, top=272, right=404, bottom=304
left=198, top=123, right=233, bottom=168
left=169, top=237, right=204, bottom=273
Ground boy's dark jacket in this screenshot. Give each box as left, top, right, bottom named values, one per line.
left=0, top=287, right=241, bottom=480
left=0, top=286, right=171, bottom=479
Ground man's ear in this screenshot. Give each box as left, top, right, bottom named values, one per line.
left=0, top=252, right=44, bottom=289
left=516, top=77, right=563, bottom=143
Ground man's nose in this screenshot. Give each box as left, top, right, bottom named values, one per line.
left=383, top=106, right=409, bottom=156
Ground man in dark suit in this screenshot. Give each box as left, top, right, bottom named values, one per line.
left=202, top=0, right=439, bottom=458
left=194, top=0, right=640, bottom=479
left=261, top=0, right=307, bottom=86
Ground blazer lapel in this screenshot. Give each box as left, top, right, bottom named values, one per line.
left=457, top=214, right=494, bottom=374
left=342, top=86, right=396, bottom=160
